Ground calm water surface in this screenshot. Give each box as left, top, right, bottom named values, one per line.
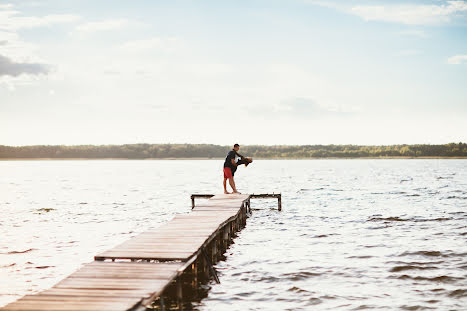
left=0, top=159, right=466, bottom=310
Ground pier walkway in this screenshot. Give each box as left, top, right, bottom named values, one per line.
left=1, top=193, right=280, bottom=311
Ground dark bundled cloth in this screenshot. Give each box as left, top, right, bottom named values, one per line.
left=223, top=149, right=253, bottom=176
left=233, top=153, right=253, bottom=175
left=236, top=157, right=253, bottom=167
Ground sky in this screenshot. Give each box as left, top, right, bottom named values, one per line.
left=1, top=0, right=466, bottom=146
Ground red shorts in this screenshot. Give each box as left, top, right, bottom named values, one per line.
left=223, top=167, right=232, bottom=178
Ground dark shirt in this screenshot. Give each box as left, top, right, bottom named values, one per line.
left=224, top=150, right=237, bottom=170
left=224, top=150, right=245, bottom=176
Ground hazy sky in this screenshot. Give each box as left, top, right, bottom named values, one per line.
left=1, top=0, right=466, bottom=146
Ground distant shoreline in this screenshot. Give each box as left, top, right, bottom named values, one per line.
left=2, top=143, right=465, bottom=159
left=1, top=157, right=466, bottom=161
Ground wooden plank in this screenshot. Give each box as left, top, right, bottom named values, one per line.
left=38, top=288, right=154, bottom=297
left=70, top=269, right=177, bottom=279
left=1, top=193, right=251, bottom=311
left=209, top=193, right=250, bottom=200
left=55, top=278, right=168, bottom=289
left=85, top=262, right=181, bottom=269
left=1, top=261, right=183, bottom=310
left=95, top=252, right=195, bottom=257
left=95, top=252, right=195, bottom=260
left=2, top=300, right=140, bottom=311
left=10, top=295, right=139, bottom=302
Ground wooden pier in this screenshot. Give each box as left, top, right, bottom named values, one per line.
left=1, top=193, right=281, bottom=311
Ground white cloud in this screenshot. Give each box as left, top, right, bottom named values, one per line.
left=397, top=49, right=422, bottom=56
left=0, top=54, right=50, bottom=76
left=0, top=5, right=73, bottom=83
left=75, top=19, right=128, bottom=32
left=398, top=29, right=429, bottom=38
left=447, top=54, right=467, bottom=64
left=120, top=37, right=179, bottom=53
left=0, top=4, right=13, bottom=9
left=0, top=9, right=79, bottom=30
left=350, top=2, right=465, bottom=25
left=272, top=97, right=354, bottom=119
left=309, top=0, right=467, bottom=25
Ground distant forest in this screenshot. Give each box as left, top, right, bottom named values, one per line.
left=0, top=143, right=466, bottom=159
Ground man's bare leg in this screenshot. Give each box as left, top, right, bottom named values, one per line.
left=223, top=178, right=230, bottom=194
left=228, top=177, right=239, bottom=193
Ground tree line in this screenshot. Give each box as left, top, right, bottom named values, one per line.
left=0, top=143, right=466, bottom=159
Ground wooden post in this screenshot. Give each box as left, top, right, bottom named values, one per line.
left=223, top=225, right=230, bottom=246
left=191, top=261, right=198, bottom=291
left=278, top=195, right=282, bottom=211
left=211, top=238, right=217, bottom=263
left=160, top=296, right=165, bottom=311
left=201, top=248, right=220, bottom=284
left=201, top=254, right=209, bottom=280
left=220, top=228, right=225, bottom=251
left=191, top=196, right=195, bottom=209
left=176, top=277, right=183, bottom=311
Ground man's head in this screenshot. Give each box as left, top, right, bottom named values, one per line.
left=233, top=143, right=240, bottom=151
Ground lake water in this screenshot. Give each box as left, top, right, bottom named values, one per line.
left=0, top=159, right=466, bottom=310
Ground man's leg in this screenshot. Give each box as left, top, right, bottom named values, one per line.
left=228, top=177, right=239, bottom=193
left=223, top=178, right=230, bottom=194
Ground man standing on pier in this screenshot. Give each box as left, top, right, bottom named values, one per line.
left=223, top=144, right=252, bottom=194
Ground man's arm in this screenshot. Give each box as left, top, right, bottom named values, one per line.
left=235, top=151, right=245, bottom=160
left=231, top=159, right=238, bottom=167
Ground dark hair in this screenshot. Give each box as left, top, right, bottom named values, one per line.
left=234, top=143, right=240, bottom=148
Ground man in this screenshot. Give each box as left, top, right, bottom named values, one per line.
left=223, top=144, right=252, bottom=194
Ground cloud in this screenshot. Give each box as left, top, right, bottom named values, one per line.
left=397, top=49, right=422, bottom=56
left=447, top=54, right=467, bottom=64
left=397, top=29, right=429, bottom=38
left=0, top=54, right=50, bottom=76
left=309, top=0, right=467, bottom=25
left=75, top=19, right=128, bottom=32
left=0, top=10, right=80, bottom=30
left=273, top=97, right=353, bottom=119
left=120, top=37, right=178, bottom=53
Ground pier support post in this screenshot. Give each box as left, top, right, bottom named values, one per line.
left=278, top=195, right=282, bottom=211
left=200, top=255, right=209, bottom=281
left=211, top=237, right=217, bottom=263
left=202, top=248, right=220, bottom=284
left=223, top=225, right=230, bottom=249
left=176, top=277, right=183, bottom=311
left=191, top=261, right=198, bottom=293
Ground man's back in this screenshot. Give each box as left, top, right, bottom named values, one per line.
left=224, top=149, right=236, bottom=168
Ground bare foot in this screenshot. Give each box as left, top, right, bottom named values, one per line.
left=233, top=191, right=241, bottom=194
left=224, top=191, right=231, bottom=194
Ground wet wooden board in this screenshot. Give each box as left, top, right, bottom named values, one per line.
left=193, top=205, right=243, bottom=215
left=2, top=194, right=251, bottom=311
left=95, top=195, right=249, bottom=261
left=2, top=301, right=141, bottom=311
left=0, top=262, right=182, bottom=311
left=208, top=193, right=250, bottom=199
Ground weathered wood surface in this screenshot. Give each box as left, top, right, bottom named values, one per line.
left=1, top=262, right=182, bottom=311
left=1, top=193, right=251, bottom=311
left=95, top=194, right=249, bottom=262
